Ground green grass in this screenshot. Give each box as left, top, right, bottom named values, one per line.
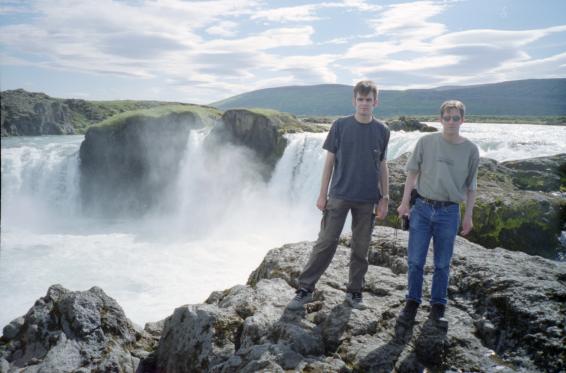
left=95, top=104, right=222, bottom=129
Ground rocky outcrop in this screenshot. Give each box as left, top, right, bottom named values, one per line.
left=0, top=89, right=178, bottom=136
left=1, top=90, right=75, bottom=136
left=0, top=285, right=159, bottom=373
left=2, top=227, right=565, bottom=372
left=218, top=109, right=326, bottom=177
left=79, top=105, right=222, bottom=216
left=154, top=228, right=565, bottom=372
left=385, top=116, right=437, bottom=132
left=383, top=153, right=566, bottom=259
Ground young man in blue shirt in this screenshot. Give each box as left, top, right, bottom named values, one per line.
left=289, top=80, right=390, bottom=310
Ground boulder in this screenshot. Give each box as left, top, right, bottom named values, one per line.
left=383, top=153, right=566, bottom=259
left=218, top=109, right=326, bottom=178
left=385, top=116, right=437, bottom=132
left=0, top=285, right=158, bottom=373
left=79, top=105, right=221, bottom=216
left=152, top=227, right=566, bottom=372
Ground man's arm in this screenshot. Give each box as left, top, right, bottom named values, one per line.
left=461, top=189, right=476, bottom=236
left=376, top=159, right=389, bottom=219
left=316, top=152, right=335, bottom=210
left=397, top=170, right=419, bottom=218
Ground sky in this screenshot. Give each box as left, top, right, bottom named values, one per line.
left=0, top=0, right=565, bottom=104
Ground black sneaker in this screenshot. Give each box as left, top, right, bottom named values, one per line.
left=346, top=292, right=367, bottom=310
left=429, top=303, right=446, bottom=321
left=288, top=288, right=314, bottom=310
left=399, top=299, right=419, bottom=323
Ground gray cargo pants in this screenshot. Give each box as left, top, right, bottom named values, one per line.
left=298, top=198, right=375, bottom=293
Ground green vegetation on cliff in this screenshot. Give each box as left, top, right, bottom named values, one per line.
left=1, top=89, right=188, bottom=136
left=95, top=104, right=222, bottom=130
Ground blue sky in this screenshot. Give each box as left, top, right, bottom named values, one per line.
left=1, top=0, right=565, bottom=104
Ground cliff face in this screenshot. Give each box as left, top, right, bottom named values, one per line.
left=0, top=89, right=176, bottom=136
left=217, top=108, right=326, bottom=178
left=1, top=90, right=75, bottom=136
left=2, top=227, right=565, bottom=372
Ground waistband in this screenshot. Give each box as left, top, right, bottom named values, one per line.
left=417, top=194, right=457, bottom=208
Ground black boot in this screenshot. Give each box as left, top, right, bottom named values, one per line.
left=399, top=299, right=419, bottom=322
left=429, top=303, right=446, bottom=321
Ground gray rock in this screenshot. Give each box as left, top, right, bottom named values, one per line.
left=0, top=285, right=153, bottom=373
left=386, top=116, right=437, bottom=132
left=3, top=227, right=564, bottom=372
left=153, top=226, right=565, bottom=372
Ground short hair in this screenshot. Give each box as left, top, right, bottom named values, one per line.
left=440, top=100, right=465, bottom=118
left=353, top=80, right=378, bottom=99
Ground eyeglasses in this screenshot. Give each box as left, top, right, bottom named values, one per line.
left=441, top=115, right=461, bottom=122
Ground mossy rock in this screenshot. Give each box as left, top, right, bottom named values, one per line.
left=381, top=153, right=565, bottom=259
left=79, top=105, right=221, bottom=216
left=219, top=108, right=325, bottom=179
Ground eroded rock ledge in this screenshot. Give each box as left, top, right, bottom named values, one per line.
left=2, top=227, right=565, bottom=372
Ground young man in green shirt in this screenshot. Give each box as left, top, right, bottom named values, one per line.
left=397, top=100, right=479, bottom=322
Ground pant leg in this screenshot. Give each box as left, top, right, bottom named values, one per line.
left=406, top=199, right=434, bottom=304
left=298, top=198, right=349, bottom=291
left=347, top=201, right=375, bottom=293
left=430, top=203, right=460, bottom=305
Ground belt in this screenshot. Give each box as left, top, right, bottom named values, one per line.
left=417, top=195, right=457, bottom=208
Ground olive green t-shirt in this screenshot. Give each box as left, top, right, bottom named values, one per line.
left=406, top=133, right=479, bottom=203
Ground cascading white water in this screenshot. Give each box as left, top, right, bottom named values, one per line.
left=1, top=122, right=565, bottom=328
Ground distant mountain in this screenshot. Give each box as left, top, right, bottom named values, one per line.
left=212, top=79, right=566, bottom=117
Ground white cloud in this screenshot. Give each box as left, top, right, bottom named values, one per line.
left=370, top=1, right=448, bottom=39
left=206, top=21, right=239, bottom=37
left=433, top=26, right=566, bottom=48
left=250, top=4, right=321, bottom=22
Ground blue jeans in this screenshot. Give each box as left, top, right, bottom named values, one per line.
left=406, top=198, right=460, bottom=305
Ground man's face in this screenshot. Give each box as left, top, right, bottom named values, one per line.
left=353, top=93, right=377, bottom=116
left=440, top=108, right=464, bottom=135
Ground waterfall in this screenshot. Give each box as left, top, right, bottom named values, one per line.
left=2, top=122, right=566, bottom=328
left=1, top=136, right=82, bottom=230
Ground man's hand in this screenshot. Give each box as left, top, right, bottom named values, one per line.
left=461, top=215, right=473, bottom=236
left=316, top=195, right=327, bottom=211
left=397, top=202, right=410, bottom=219
left=376, top=198, right=389, bottom=220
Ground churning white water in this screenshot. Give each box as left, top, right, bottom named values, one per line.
left=1, top=122, right=565, bottom=328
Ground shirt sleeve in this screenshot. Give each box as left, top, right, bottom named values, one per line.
left=466, top=145, right=480, bottom=191
left=322, top=120, right=339, bottom=153
left=405, top=137, right=423, bottom=172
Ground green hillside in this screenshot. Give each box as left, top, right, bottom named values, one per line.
left=0, top=89, right=185, bottom=136
left=212, top=79, right=566, bottom=117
